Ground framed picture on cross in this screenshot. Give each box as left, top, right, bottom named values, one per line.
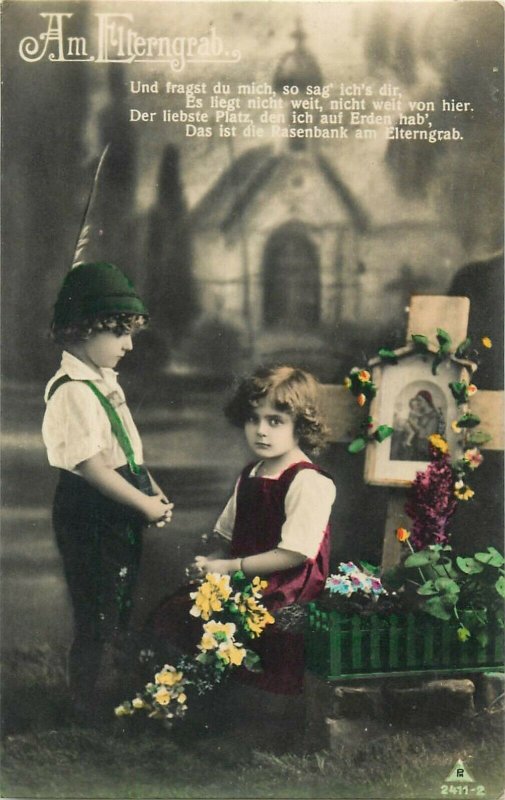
left=364, top=351, right=472, bottom=486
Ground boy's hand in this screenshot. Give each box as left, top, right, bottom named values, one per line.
left=154, top=497, right=174, bottom=527
left=142, top=495, right=174, bottom=525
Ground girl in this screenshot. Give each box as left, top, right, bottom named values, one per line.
left=153, top=365, right=335, bottom=696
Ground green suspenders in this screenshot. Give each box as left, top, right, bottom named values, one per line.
left=47, top=375, right=141, bottom=475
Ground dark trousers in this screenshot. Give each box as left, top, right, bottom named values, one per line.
left=53, top=466, right=152, bottom=702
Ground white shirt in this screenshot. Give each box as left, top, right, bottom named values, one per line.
left=214, top=462, right=336, bottom=559
left=42, top=351, right=144, bottom=472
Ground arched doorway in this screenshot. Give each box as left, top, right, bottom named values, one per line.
left=262, top=222, right=320, bottom=329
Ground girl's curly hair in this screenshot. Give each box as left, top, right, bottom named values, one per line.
left=51, top=312, right=148, bottom=346
left=225, top=365, right=329, bottom=452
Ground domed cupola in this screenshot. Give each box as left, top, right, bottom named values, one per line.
left=273, top=19, right=323, bottom=93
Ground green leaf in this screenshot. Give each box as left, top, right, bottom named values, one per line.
left=486, top=547, right=505, bottom=566
left=359, top=560, right=380, bottom=577
left=466, top=430, right=492, bottom=446
left=495, top=576, right=505, bottom=598
left=374, top=425, right=394, bottom=443
left=456, top=557, right=484, bottom=575
left=441, top=593, right=459, bottom=607
left=411, top=333, right=429, bottom=351
left=475, top=549, right=505, bottom=567
left=348, top=437, right=367, bottom=454
left=417, top=580, right=438, bottom=596
left=476, top=630, right=489, bottom=648
left=449, top=381, right=468, bottom=404
left=455, top=337, right=472, bottom=358
left=431, top=353, right=445, bottom=375
left=436, top=328, right=452, bottom=352
left=434, top=577, right=460, bottom=594
left=378, top=348, right=398, bottom=364
left=405, top=551, right=438, bottom=567
left=456, top=413, right=481, bottom=429
left=244, top=650, right=262, bottom=672
left=423, top=597, right=452, bottom=620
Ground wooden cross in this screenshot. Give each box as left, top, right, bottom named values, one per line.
left=320, top=295, right=504, bottom=570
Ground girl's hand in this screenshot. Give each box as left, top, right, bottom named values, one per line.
left=192, top=555, right=240, bottom=576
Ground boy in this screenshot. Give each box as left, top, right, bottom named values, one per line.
left=42, top=261, right=172, bottom=717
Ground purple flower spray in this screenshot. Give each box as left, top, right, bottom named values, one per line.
left=405, top=446, right=458, bottom=550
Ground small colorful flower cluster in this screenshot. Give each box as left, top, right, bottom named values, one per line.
left=325, top=562, right=386, bottom=599
left=115, top=665, right=189, bottom=721
left=116, top=571, right=274, bottom=725
left=343, top=367, right=376, bottom=408
left=428, top=433, right=484, bottom=504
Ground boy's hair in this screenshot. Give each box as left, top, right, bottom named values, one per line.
left=225, top=365, right=329, bottom=452
left=51, top=312, right=148, bottom=347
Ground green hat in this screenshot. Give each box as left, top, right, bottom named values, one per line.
left=52, top=262, right=148, bottom=327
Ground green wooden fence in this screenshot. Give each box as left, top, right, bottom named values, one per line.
left=305, top=603, right=505, bottom=681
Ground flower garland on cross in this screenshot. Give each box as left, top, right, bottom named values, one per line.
left=338, top=331, right=504, bottom=643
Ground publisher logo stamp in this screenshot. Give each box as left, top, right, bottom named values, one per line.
left=440, top=759, right=486, bottom=796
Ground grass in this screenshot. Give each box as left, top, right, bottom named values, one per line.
left=1, top=647, right=504, bottom=800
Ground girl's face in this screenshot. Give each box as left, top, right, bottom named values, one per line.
left=244, top=398, right=299, bottom=462
left=72, top=331, right=133, bottom=371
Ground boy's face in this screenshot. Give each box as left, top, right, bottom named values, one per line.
left=77, top=331, right=133, bottom=371
left=244, top=398, right=299, bottom=461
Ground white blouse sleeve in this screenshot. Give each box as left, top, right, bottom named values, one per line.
left=278, top=470, right=336, bottom=559
left=42, top=382, right=110, bottom=471
left=213, top=479, right=239, bottom=541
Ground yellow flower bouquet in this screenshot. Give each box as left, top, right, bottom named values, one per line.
left=115, top=571, right=274, bottom=724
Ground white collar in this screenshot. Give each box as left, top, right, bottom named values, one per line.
left=60, top=350, right=118, bottom=383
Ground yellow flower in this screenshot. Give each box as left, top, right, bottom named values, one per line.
left=132, top=697, right=145, bottom=709
left=481, top=336, right=492, bottom=349
left=205, top=620, right=236, bottom=638
left=252, top=576, right=268, bottom=592
left=218, top=642, right=246, bottom=666
left=428, top=434, right=448, bottom=453
left=177, top=693, right=187, bottom=705
left=207, top=573, right=232, bottom=600
left=114, top=703, right=133, bottom=717
left=451, top=420, right=462, bottom=434
left=343, top=377, right=352, bottom=389
left=454, top=485, right=475, bottom=501
left=200, top=632, right=218, bottom=651
left=357, top=393, right=366, bottom=407
left=457, top=626, right=471, bottom=642
left=199, top=620, right=237, bottom=652
left=358, top=370, right=371, bottom=382
left=396, top=527, right=411, bottom=542
left=155, top=668, right=184, bottom=686
left=154, top=687, right=171, bottom=705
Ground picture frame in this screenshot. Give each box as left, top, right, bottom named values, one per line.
left=364, top=351, right=472, bottom=486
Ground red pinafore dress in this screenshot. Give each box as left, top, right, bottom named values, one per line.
left=229, top=461, right=332, bottom=694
